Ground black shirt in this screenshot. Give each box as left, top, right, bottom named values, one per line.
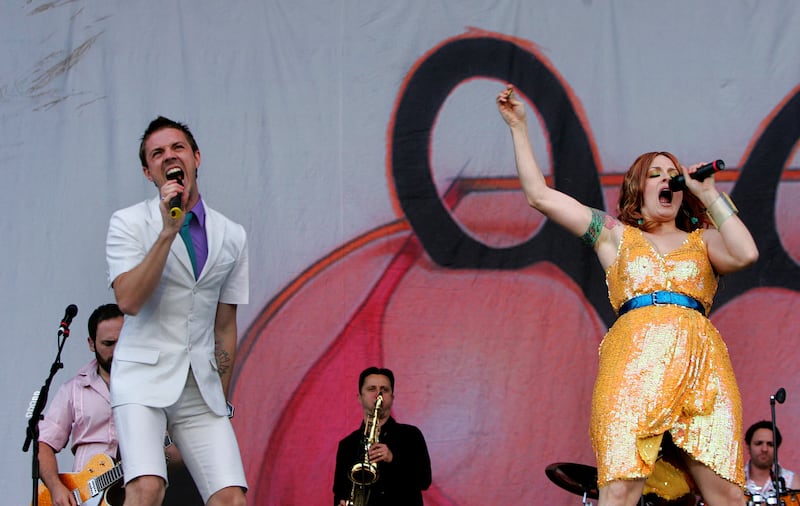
left=333, top=417, right=432, bottom=506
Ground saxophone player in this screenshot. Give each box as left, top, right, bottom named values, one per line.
left=333, top=367, right=432, bottom=506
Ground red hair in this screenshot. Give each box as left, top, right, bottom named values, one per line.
left=617, top=151, right=709, bottom=232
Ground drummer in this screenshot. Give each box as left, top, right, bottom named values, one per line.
left=745, top=421, right=800, bottom=498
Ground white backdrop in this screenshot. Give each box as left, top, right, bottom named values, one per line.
left=2, top=1, right=800, bottom=504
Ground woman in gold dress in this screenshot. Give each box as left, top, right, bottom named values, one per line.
left=496, top=86, right=759, bottom=506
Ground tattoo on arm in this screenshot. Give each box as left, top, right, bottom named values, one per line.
left=581, top=207, right=612, bottom=247
left=215, top=339, right=232, bottom=377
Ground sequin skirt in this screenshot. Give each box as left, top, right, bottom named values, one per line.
left=590, top=305, right=744, bottom=494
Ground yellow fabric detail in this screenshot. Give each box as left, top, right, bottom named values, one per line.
left=591, top=226, right=744, bottom=497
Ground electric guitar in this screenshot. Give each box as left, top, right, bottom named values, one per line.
left=35, top=453, right=125, bottom=506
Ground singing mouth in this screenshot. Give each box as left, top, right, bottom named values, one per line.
left=165, top=166, right=185, bottom=183
left=658, top=188, right=673, bottom=204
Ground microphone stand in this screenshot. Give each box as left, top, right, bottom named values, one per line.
left=22, top=323, right=71, bottom=506
left=770, top=388, right=787, bottom=503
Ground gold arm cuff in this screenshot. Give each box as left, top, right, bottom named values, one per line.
left=706, top=192, right=738, bottom=229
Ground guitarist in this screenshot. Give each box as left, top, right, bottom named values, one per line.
left=38, top=303, right=123, bottom=506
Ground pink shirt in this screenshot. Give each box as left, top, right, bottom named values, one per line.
left=38, top=359, right=118, bottom=471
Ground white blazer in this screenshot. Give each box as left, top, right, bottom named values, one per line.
left=106, top=196, right=248, bottom=416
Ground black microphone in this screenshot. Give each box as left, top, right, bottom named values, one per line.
left=166, top=169, right=184, bottom=221
left=668, top=159, right=725, bottom=192
left=58, top=304, right=78, bottom=336
left=772, top=387, right=786, bottom=404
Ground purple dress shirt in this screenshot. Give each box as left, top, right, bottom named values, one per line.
left=187, top=197, right=209, bottom=276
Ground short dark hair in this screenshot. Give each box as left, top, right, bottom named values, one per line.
left=745, top=420, right=782, bottom=447
left=138, top=116, right=199, bottom=167
left=88, top=303, right=123, bottom=342
left=358, top=367, right=394, bottom=393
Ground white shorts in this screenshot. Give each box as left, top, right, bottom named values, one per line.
left=113, top=370, right=247, bottom=502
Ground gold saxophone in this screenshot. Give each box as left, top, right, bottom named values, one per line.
left=347, top=394, right=383, bottom=506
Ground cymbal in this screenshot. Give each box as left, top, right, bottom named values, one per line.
left=545, top=462, right=599, bottom=499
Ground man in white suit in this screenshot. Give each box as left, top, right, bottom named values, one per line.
left=106, top=116, right=248, bottom=506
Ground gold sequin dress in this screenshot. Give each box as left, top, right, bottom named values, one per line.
left=591, top=225, right=744, bottom=497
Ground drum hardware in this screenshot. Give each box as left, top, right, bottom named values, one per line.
left=770, top=388, right=788, bottom=497
left=545, top=462, right=598, bottom=506
left=546, top=462, right=700, bottom=505
left=741, top=387, right=794, bottom=506
left=745, top=490, right=800, bottom=506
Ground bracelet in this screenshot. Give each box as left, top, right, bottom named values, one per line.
left=705, top=192, right=738, bottom=229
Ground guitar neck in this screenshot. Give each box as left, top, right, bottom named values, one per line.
left=87, top=463, right=123, bottom=497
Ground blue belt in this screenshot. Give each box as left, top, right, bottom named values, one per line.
left=618, top=291, right=706, bottom=317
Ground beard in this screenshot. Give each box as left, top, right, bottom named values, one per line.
left=96, top=354, right=112, bottom=374
left=751, top=454, right=773, bottom=470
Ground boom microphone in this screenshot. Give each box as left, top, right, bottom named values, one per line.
left=669, top=159, right=725, bottom=192
left=58, top=304, right=78, bottom=336
left=166, top=169, right=184, bottom=221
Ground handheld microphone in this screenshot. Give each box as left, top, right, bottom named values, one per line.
left=58, top=304, right=78, bottom=336
left=166, top=169, right=185, bottom=221
left=668, top=159, right=725, bottom=192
